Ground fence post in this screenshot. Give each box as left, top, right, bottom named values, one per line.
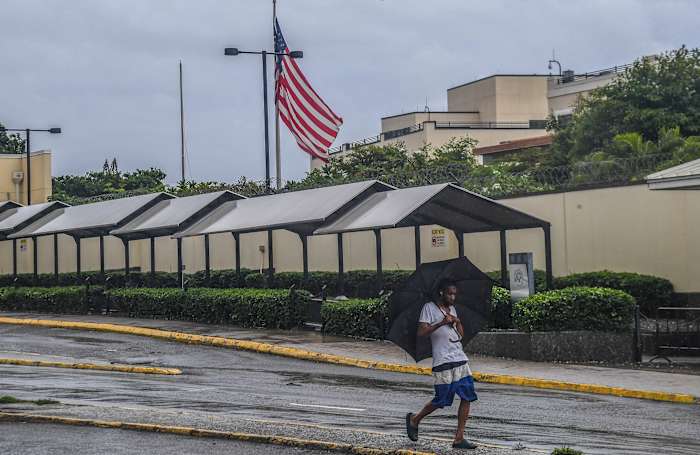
left=633, top=305, right=642, bottom=363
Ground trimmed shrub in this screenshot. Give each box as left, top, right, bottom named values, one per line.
left=0, top=286, right=91, bottom=314
left=105, top=287, right=310, bottom=329
left=490, top=286, right=513, bottom=329
left=553, top=271, right=672, bottom=314
left=321, top=297, right=390, bottom=339
left=513, top=287, right=636, bottom=332
left=552, top=448, right=584, bottom=455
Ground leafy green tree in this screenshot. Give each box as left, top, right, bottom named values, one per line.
left=549, top=47, right=700, bottom=164
left=167, top=177, right=267, bottom=197
left=0, top=122, right=25, bottom=154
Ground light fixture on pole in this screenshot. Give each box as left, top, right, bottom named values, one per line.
left=223, top=47, right=303, bottom=192
left=0, top=126, right=61, bottom=205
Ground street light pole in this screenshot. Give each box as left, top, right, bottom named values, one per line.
left=0, top=127, right=61, bottom=205
left=223, top=47, right=302, bottom=193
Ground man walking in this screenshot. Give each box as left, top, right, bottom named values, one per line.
left=405, top=279, right=478, bottom=450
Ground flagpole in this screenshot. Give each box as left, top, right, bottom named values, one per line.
left=273, top=0, right=282, bottom=190
left=179, top=60, right=185, bottom=183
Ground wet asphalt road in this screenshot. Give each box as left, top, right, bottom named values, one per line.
left=0, top=422, right=328, bottom=455
left=1, top=324, right=699, bottom=455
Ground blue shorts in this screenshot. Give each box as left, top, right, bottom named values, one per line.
left=431, top=361, right=478, bottom=408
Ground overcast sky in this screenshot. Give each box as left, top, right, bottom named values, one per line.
left=2, top=0, right=698, bottom=184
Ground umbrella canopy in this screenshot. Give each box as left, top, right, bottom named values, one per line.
left=387, top=257, right=495, bottom=362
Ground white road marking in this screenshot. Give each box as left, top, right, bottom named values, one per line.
left=289, top=402, right=366, bottom=412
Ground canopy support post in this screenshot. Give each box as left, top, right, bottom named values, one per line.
left=204, top=234, right=211, bottom=280
left=374, top=228, right=383, bottom=292
left=543, top=224, right=553, bottom=290
left=32, top=236, right=38, bottom=277
left=122, top=238, right=129, bottom=276
left=414, top=226, right=421, bottom=268
left=267, top=229, right=274, bottom=286
left=150, top=237, right=156, bottom=276
left=74, top=237, right=81, bottom=276
left=300, top=234, right=309, bottom=281
left=500, top=230, right=508, bottom=288
left=12, top=239, right=17, bottom=277
left=454, top=230, right=464, bottom=258
left=232, top=232, right=241, bottom=284
left=177, top=238, right=183, bottom=288
left=99, top=235, right=105, bottom=275
left=53, top=234, right=59, bottom=279
left=337, top=233, right=344, bottom=294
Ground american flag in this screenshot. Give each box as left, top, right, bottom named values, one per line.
left=274, top=19, right=342, bottom=162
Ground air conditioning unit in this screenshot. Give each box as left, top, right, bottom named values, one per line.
left=561, top=69, right=575, bottom=83
left=11, top=171, right=24, bottom=183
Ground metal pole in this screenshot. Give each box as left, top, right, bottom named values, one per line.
left=543, top=225, right=553, bottom=290
left=53, top=234, right=59, bottom=279
left=267, top=229, right=274, bottom=286
left=204, top=234, right=211, bottom=280
left=25, top=129, right=31, bottom=205
left=99, top=235, right=105, bottom=275
left=634, top=305, right=642, bottom=363
left=150, top=237, right=156, bottom=276
left=75, top=237, right=81, bottom=276
left=374, top=229, right=383, bottom=291
left=32, top=236, right=38, bottom=277
left=123, top=239, right=129, bottom=275
left=12, top=239, right=17, bottom=277
left=414, top=226, right=421, bottom=268
left=232, top=232, right=241, bottom=284
left=300, top=234, right=309, bottom=281
left=337, top=233, right=344, bottom=294
left=179, top=60, right=186, bottom=183
left=500, top=230, right=508, bottom=288
left=273, top=0, right=282, bottom=190
left=177, top=238, right=183, bottom=288
left=262, top=51, right=271, bottom=192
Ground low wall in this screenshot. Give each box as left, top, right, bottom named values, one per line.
left=466, top=330, right=634, bottom=363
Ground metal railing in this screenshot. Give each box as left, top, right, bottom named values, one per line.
left=649, top=307, right=700, bottom=361
left=382, top=123, right=424, bottom=140
left=553, top=63, right=634, bottom=85
left=435, top=121, right=536, bottom=129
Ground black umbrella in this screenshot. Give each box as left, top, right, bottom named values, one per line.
left=387, top=257, right=495, bottom=362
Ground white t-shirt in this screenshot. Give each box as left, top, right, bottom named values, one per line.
left=419, top=301, right=469, bottom=368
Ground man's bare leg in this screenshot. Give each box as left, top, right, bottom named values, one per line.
left=411, top=401, right=438, bottom=427
left=454, top=399, right=470, bottom=442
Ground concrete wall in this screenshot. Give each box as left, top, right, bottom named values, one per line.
left=380, top=112, right=480, bottom=132
left=1, top=184, right=697, bottom=293
left=0, top=151, right=52, bottom=204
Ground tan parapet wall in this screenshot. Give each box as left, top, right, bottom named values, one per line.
left=0, top=184, right=697, bottom=293
left=0, top=151, right=52, bottom=205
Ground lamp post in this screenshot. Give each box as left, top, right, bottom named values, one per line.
left=223, top=47, right=302, bottom=192
left=0, top=127, right=62, bottom=205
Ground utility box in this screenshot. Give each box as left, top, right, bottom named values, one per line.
left=508, top=252, right=535, bottom=301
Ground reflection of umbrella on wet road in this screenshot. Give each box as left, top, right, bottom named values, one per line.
left=387, top=257, right=494, bottom=362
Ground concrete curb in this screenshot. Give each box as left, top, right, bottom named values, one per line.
left=0, top=412, right=433, bottom=455
left=1, top=316, right=696, bottom=405
left=0, top=357, right=181, bottom=376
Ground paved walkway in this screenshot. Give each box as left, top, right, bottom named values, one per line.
left=2, top=312, right=699, bottom=400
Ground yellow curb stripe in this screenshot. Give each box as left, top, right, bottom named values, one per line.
left=0, top=316, right=696, bottom=405
left=0, top=357, right=181, bottom=376
left=0, top=412, right=433, bottom=455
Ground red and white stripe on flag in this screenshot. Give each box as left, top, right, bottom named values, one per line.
left=275, top=20, right=342, bottom=162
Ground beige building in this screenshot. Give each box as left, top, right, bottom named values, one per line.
left=0, top=150, right=52, bottom=205
left=312, top=63, right=629, bottom=169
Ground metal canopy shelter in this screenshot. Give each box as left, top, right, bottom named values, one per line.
left=0, top=201, right=69, bottom=277
left=110, top=191, right=244, bottom=281
left=8, top=193, right=171, bottom=277
left=315, top=183, right=553, bottom=289
left=647, top=158, right=700, bottom=190
left=174, top=180, right=394, bottom=284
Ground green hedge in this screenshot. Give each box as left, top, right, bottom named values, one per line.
left=0, top=286, right=310, bottom=329
left=512, top=287, right=636, bottom=332
left=553, top=270, right=672, bottom=314
left=0, top=286, right=94, bottom=314
left=105, top=287, right=310, bottom=329
left=321, top=297, right=389, bottom=339
left=490, top=287, right=513, bottom=329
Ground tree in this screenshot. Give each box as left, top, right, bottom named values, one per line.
left=0, top=122, right=25, bottom=154
left=549, top=47, right=700, bottom=164
left=52, top=165, right=167, bottom=204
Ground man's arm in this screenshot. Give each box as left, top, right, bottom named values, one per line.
left=417, top=318, right=450, bottom=338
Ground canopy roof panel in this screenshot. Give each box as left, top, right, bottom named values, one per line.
left=315, top=183, right=548, bottom=235
left=0, top=201, right=69, bottom=240
left=647, top=157, right=700, bottom=190
left=9, top=193, right=172, bottom=239
left=0, top=201, right=22, bottom=213
left=110, top=191, right=244, bottom=239
left=174, top=180, right=393, bottom=237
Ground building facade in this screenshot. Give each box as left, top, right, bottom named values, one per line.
left=312, top=63, right=631, bottom=169
left=0, top=150, right=52, bottom=205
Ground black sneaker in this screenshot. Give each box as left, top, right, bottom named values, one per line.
left=405, top=413, right=418, bottom=441
left=452, top=439, right=477, bottom=449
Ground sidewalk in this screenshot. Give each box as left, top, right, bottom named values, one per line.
left=2, top=311, right=699, bottom=402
